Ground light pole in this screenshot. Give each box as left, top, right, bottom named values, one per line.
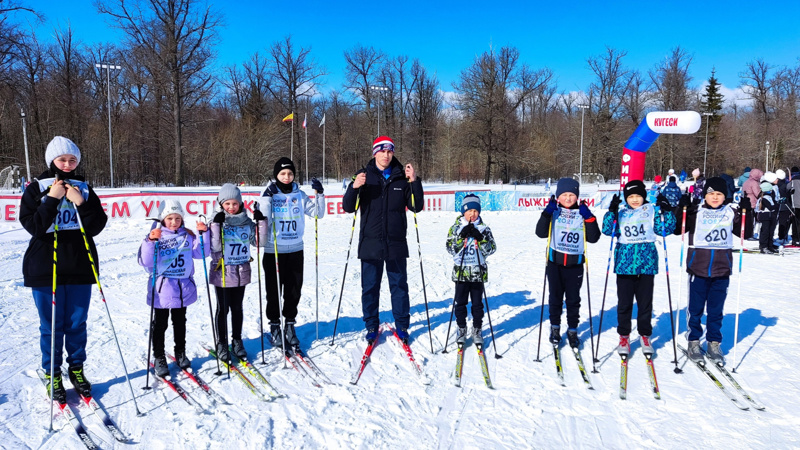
left=369, top=85, right=389, bottom=136
left=96, top=63, right=122, bottom=188
left=765, top=141, right=770, bottom=172
left=21, top=109, right=31, bottom=183
left=577, top=104, right=588, bottom=183
left=702, top=112, right=713, bottom=175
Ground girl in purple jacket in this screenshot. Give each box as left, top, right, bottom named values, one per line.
left=138, top=199, right=209, bottom=377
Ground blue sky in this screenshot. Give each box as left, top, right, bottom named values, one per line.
left=26, top=1, right=800, bottom=100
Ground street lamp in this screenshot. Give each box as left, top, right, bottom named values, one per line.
left=702, top=112, right=713, bottom=175
left=369, top=85, right=389, bottom=136
left=96, top=63, right=122, bottom=188
left=765, top=141, right=770, bottom=172
left=20, top=109, right=31, bottom=183
left=577, top=104, right=588, bottom=183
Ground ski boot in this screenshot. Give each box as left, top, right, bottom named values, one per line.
left=153, top=355, right=170, bottom=378
left=231, top=339, right=247, bottom=359
left=269, top=322, right=282, bottom=348
left=45, top=372, right=68, bottom=404
left=549, top=325, right=562, bottom=344
left=174, top=352, right=191, bottom=370
left=215, top=342, right=231, bottom=363
left=472, top=326, right=484, bottom=346
left=706, top=341, right=725, bottom=366
left=396, top=328, right=410, bottom=345
left=284, top=322, right=301, bottom=349
left=365, top=328, right=379, bottom=345
left=640, top=335, right=654, bottom=356
left=456, top=327, right=468, bottom=345
left=617, top=335, right=630, bottom=356
left=567, top=328, right=580, bottom=349
left=687, top=340, right=705, bottom=365
left=68, top=365, right=92, bottom=397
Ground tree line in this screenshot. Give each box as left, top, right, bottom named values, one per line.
left=0, top=1, right=798, bottom=187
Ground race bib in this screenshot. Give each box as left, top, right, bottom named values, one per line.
left=550, top=209, right=584, bottom=255
left=618, top=204, right=657, bottom=244
left=38, top=178, right=89, bottom=232
left=222, top=225, right=251, bottom=265
left=271, top=192, right=306, bottom=246
left=156, top=235, right=191, bottom=278
left=452, top=222, right=488, bottom=267
left=694, top=207, right=734, bottom=249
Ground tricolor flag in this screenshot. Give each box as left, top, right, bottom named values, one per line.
left=302, top=113, right=307, bottom=129
left=282, top=113, right=294, bottom=122
left=319, top=114, right=326, bottom=127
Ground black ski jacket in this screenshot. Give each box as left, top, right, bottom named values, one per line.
left=19, top=170, right=107, bottom=287
left=342, top=158, right=423, bottom=260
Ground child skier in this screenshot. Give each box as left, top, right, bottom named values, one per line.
left=602, top=180, right=675, bottom=356
left=20, top=137, right=108, bottom=402
left=676, top=177, right=752, bottom=365
left=209, top=184, right=258, bottom=362
left=535, top=178, right=601, bottom=348
left=446, top=194, right=497, bottom=345
left=257, top=158, right=325, bottom=349
left=755, top=180, right=779, bottom=254
left=138, top=200, right=209, bottom=377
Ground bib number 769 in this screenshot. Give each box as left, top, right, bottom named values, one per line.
left=560, top=231, right=579, bottom=243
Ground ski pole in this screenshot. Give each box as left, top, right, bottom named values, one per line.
left=144, top=220, right=160, bottom=388
left=660, top=211, right=682, bottom=373
left=582, top=220, right=597, bottom=374
left=409, top=187, right=434, bottom=354
left=676, top=206, right=687, bottom=338
left=253, top=207, right=266, bottom=365
left=534, top=216, right=553, bottom=362
left=74, top=209, right=143, bottom=414
left=732, top=208, right=746, bottom=371
left=48, top=198, right=59, bottom=431
left=271, top=215, right=288, bottom=368
left=197, top=215, right=221, bottom=375
left=475, top=239, right=502, bottom=359
left=442, top=238, right=468, bottom=354
left=221, top=222, right=231, bottom=378
left=314, top=191, right=320, bottom=341
left=331, top=193, right=359, bottom=346
left=594, top=217, right=616, bottom=363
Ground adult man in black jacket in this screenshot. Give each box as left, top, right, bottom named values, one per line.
left=342, top=136, right=424, bottom=344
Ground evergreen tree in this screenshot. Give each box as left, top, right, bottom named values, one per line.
left=701, top=68, right=725, bottom=130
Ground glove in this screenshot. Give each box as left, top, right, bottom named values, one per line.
left=578, top=200, right=593, bottom=220
left=459, top=223, right=475, bottom=239
left=677, top=193, right=692, bottom=209
left=311, top=177, right=324, bottom=193
left=253, top=209, right=265, bottom=222
left=739, top=195, right=752, bottom=211
left=543, top=195, right=558, bottom=215
left=656, top=193, right=672, bottom=211
left=213, top=212, right=226, bottom=224
left=468, top=226, right=484, bottom=241
left=263, top=183, right=279, bottom=197
left=608, top=194, right=621, bottom=214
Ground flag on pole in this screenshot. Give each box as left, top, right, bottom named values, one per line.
left=302, top=113, right=307, bottom=129
left=319, top=114, right=326, bottom=127
left=282, top=113, right=294, bottom=122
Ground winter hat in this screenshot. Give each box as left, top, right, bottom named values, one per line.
left=760, top=181, right=773, bottom=193
left=763, top=172, right=778, bottom=184
left=555, top=177, right=580, bottom=198
left=273, top=157, right=296, bottom=179
left=45, top=136, right=81, bottom=166
left=792, top=166, right=799, bottom=173
left=669, top=176, right=677, bottom=183
left=654, top=175, right=662, bottom=183
left=372, top=136, right=395, bottom=156
left=218, top=183, right=242, bottom=206
left=703, top=177, right=727, bottom=196
left=692, top=168, right=701, bottom=179
left=461, top=194, right=481, bottom=214
left=668, top=169, right=675, bottom=176
left=158, top=199, right=184, bottom=221
left=743, top=166, right=751, bottom=173
left=775, top=169, right=786, bottom=181
left=623, top=180, right=647, bottom=201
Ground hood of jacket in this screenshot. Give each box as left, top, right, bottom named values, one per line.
left=749, top=169, right=764, bottom=181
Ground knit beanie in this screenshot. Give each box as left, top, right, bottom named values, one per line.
left=218, top=183, right=243, bottom=206
left=792, top=166, right=799, bottom=173
left=158, top=199, right=185, bottom=221
left=372, top=136, right=395, bottom=155
left=273, top=157, right=296, bottom=179
left=555, top=178, right=580, bottom=198
left=669, top=176, right=677, bottom=183
left=623, top=180, right=647, bottom=201
left=760, top=181, right=773, bottom=193
left=763, top=172, right=778, bottom=183
left=775, top=169, right=786, bottom=181
left=654, top=175, right=662, bottom=183
left=668, top=168, right=675, bottom=175
left=45, top=136, right=81, bottom=166
left=461, top=194, right=481, bottom=214
left=703, top=177, right=727, bottom=196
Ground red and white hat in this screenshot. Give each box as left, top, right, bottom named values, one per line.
left=372, top=136, right=395, bottom=156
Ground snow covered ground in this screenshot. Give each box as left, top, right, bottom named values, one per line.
left=1, top=183, right=798, bottom=449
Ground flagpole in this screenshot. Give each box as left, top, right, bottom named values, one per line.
left=290, top=111, right=294, bottom=161
left=322, top=119, right=326, bottom=183
left=304, top=113, right=309, bottom=184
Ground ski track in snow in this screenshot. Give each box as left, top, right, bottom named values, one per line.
left=1, top=183, right=799, bottom=448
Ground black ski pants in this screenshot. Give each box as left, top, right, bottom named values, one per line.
left=215, top=285, right=245, bottom=345
left=454, top=281, right=484, bottom=328
left=263, top=250, right=304, bottom=323
left=152, top=307, right=186, bottom=358
left=759, top=217, right=777, bottom=250
left=546, top=262, right=583, bottom=329
left=616, top=274, right=654, bottom=336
